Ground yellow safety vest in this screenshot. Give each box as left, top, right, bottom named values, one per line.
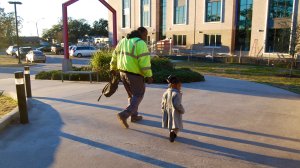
left=110, top=37, right=152, bottom=77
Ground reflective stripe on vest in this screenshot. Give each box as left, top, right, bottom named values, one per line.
left=119, top=39, right=147, bottom=59
left=141, top=67, right=151, bottom=71
left=131, top=39, right=142, bottom=55
left=137, top=52, right=150, bottom=58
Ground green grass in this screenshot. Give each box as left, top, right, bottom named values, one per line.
left=0, top=55, right=34, bottom=67
left=175, top=61, right=300, bottom=94
left=0, top=95, right=17, bottom=118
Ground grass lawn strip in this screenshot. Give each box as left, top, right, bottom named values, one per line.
left=175, top=62, right=300, bottom=94
left=0, top=55, right=34, bottom=67
left=0, top=95, right=17, bottom=118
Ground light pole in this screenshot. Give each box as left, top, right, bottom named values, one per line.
left=35, top=18, right=45, bottom=37
left=9, top=1, right=22, bottom=64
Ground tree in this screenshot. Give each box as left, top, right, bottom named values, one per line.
left=0, top=8, right=22, bottom=49
left=91, top=19, right=108, bottom=37
left=42, top=18, right=92, bottom=44
left=42, top=23, right=63, bottom=43
left=68, top=18, right=91, bottom=43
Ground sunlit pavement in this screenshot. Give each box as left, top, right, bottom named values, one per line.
left=0, top=76, right=300, bottom=168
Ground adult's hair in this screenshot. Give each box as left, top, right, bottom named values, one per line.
left=137, top=27, right=147, bottom=34
left=127, top=30, right=141, bottom=39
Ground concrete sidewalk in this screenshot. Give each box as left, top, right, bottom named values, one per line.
left=0, top=76, right=300, bottom=168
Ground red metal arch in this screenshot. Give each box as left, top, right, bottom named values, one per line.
left=62, top=0, right=117, bottom=59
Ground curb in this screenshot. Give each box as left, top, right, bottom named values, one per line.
left=0, top=91, right=31, bottom=132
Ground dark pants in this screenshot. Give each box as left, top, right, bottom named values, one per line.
left=119, top=72, right=145, bottom=118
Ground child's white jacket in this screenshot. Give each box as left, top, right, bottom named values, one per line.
left=161, top=88, right=185, bottom=130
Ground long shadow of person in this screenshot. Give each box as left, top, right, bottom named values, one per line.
left=0, top=98, right=63, bottom=168
left=133, top=119, right=300, bottom=168
left=0, top=98, right=185, bottom=168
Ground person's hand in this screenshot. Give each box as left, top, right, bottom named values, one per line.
left=145, top=77, right=153, bottom=84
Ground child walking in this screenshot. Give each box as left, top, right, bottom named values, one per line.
left=161, top=75, right=185, bottom=142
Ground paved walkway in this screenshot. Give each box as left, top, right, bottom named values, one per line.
left=0, top=76, right=300, bottom=168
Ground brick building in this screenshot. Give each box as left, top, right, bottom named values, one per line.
left=108, top=0, right=299, bottom=56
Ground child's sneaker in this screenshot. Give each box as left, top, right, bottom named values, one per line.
left=131, top=115, right=143, bottom=122
left=169, top=131, right=176, bottom=142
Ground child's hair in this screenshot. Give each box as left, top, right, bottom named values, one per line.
left=167, top=75, right=181, bottom=85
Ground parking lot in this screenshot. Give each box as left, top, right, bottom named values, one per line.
left=0, top=54, right=91, bottom=79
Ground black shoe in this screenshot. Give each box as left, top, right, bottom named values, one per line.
left=131, top=115, right=143, bottom=122
left=174, top=133, right=177, bottom=139
left=169, top=132, right=176, bottom=142
left=117, top=113, right=129, bottom=128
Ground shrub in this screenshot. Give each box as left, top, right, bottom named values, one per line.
left=35, top=71, right=52, bottom=80
left=90, top=51, right=112, bottom=81
left=152, top=68, right=205, bottom=83
left=51, top=70, right=62, bottom=80
left=151, top=57, right=205, bottom=83
left=151, top=57, right=174, bottom=72
left=36, top=54, right=205, bottom=83
left=173, top=68, right=205, bottom=83
left=90, top=51, right=112, bottom=72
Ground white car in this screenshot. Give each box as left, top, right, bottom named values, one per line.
left=26, top=50, right=46, bottom=63
left=70, top=46, right=98, bottom=57
left=6, top=46, right=18, bottom=55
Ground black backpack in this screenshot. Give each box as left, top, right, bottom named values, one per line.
left=97, top=74, right=120, bottom=101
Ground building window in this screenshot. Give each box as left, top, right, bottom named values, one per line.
left=173, top=35, right=187, bottom=45
left=269, top=0, right=293, bottom=18
left=205, top=0, right=222, bottom=22
left=266, top=0, right=293, bottom=53
left=204, top=34, right=221, bottom=46
left=173, top=0, right=187, bottom=24
left=122, top=0, right=130, bottom=28
left=141, top=0, right=151, bottom=27
left=235, top=0, right=253, bottom=51
left=159, top=0, right=167, bottom=40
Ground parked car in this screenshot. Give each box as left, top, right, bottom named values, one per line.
left=6, top=46, right=18, bottom=55
left=37, top=46, right=51, bottom=52
left=26, top=50, right=46, bottom=63
left=51, top=44, right=64, bottom=55
left=70, top=46, right=97, bottom=57
left=14, top=47, right=32, bottom=58
left=69, top=45, right=76, bottom=54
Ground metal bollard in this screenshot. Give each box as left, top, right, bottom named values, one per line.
left=15, top=71, right=29, bottom=124
left=24, top=66, right=32, bottom=98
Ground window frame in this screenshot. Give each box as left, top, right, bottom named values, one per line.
left=140, top=0, right=151, bottom=27
left=122, top=0, right=131, bottom=28
left=265, top=0, right=295, bottom=53
left=173, top=34, right=187, bottom=46
left=172, top=0, right=189, bottom=25
left=204, top=0, right=224, bottom=23
left=204, top=34, right=222, bottom=48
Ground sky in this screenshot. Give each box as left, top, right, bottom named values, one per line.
left=0, top=0, right=108, bottom=36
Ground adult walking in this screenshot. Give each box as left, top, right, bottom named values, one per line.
left=110, top=27, right=153, bottom=128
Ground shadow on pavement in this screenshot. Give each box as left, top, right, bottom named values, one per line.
left=33, top=96, right=300, bottom=144
left=131, top=129, right=300, bottom=168
left=34, top=96, right=123, bottom=112
left=136, top=119, right=300, bottom=154
left=60, top=132, right=184, bottom=168
left=0, top=98, right=63, bottom=168
left=0, top=98, right=184, bottom=167
left=141, top=113, right=300, bottom=143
